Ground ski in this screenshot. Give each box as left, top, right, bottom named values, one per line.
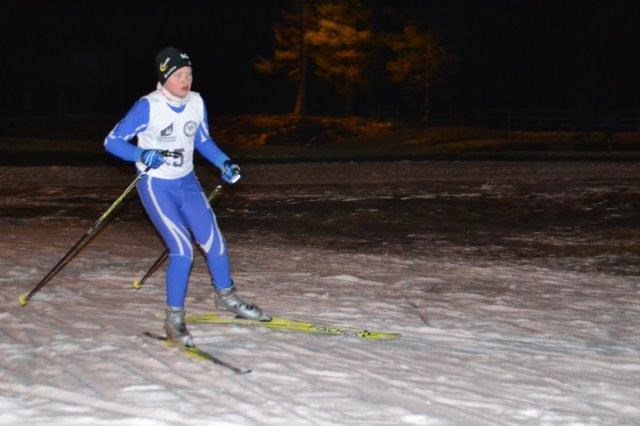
left=185, top=313, right=401, bottom=341
left=142, top=332, right=251, bottom=374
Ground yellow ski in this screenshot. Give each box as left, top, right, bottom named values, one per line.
left=185, top=313, right=400, bottom=341
left=143, top=331, right=251, bottom=374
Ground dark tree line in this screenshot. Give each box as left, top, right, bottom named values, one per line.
left=255, top=0, right=454, bottom=123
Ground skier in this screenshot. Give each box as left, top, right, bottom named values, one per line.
left=104, top=46, right=270, bottom=347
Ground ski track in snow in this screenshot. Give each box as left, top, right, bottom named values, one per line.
left=1, top=162, right=639, bottom=425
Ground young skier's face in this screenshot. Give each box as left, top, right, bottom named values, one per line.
left=164, top=66, right=193, bottom=98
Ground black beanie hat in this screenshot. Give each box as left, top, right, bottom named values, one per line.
left=155, top=46, right=192, bottom=84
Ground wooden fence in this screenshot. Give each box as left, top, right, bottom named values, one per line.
left=429, top=107, right=640, bottom=132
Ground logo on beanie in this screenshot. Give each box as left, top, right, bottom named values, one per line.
left=163, top=66, right=177, bottom=79
left=159, top=57, right=171, bottom=73
left=184, top=121, right=197, bottom=137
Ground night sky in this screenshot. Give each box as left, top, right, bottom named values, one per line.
left=2, top=1, right=639, bottom=118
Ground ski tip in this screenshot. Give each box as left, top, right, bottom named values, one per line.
left=132, top=280, right=142, bottom=289
left=18, top=293, right=29, bottom=307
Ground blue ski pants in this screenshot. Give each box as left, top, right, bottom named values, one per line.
left=137, top=172, right=232, bottom=307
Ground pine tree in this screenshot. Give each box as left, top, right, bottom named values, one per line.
left=386, top=25, right=452, bottom=124
left=306, top=0, right=373, bottom=116
left=254, top=1, right=311, bottom=117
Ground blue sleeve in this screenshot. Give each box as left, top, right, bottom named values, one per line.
left=104, top=99, right=150, bottom=162
left=194, top=102, right=230, bottom=170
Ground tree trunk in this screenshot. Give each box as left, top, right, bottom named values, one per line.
left=294, top=0, right=309, bottom=118
left=422, top=49, right=432, bottom=125
left=344, top=80, right=353, bottom=117
left=422, top=76, right=431, bottom=125
left=294, top=80, right=305, bottom=116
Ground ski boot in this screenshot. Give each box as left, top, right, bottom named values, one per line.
left=216, top=284, right=271, bottom=321
left=164, top=305, right=194, bottom=347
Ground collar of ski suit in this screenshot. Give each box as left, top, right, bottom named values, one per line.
left=156, top=81, right=190, bottom=108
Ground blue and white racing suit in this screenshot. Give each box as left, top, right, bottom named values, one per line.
left=105, top=90, right=233, bottom=307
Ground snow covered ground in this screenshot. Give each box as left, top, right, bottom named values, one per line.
left=1, top=161, right=639, bottom=425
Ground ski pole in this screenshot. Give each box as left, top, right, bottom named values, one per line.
left=18, top=167, right=152, bottom=307
left=132, top=184, right=224, bottom=290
